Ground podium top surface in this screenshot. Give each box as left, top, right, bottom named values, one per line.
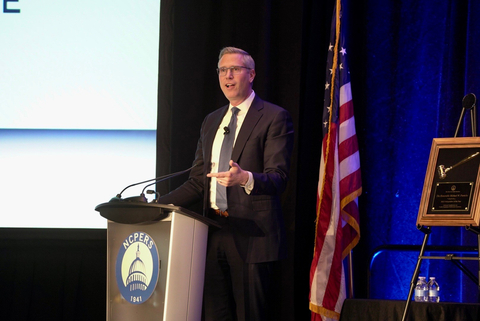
left=95, top=201, right=220, bottom=227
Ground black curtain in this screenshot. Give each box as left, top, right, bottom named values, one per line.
left=157, top=1, right=305, bottom=319
left=0, top=229, right=106, bottom=320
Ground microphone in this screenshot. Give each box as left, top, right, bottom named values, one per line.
left=224, top=126, right=230, bottom=135
left=141, top=167, right=193, bottom=199
left=110, top=165, right=194, bottom=203
left=462, top=93, right=476, bottom=110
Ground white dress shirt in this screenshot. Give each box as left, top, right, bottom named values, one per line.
left=209, top=91, right=255, bottom=209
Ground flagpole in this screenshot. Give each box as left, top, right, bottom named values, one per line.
left=348, top=251, right=354, bottom=298
left=309, top=0, right=362, bottom=318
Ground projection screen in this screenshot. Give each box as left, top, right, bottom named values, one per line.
left=0, top=0, right=160, bottom=228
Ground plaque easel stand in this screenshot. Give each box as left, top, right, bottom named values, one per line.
left=402, top=94, right=480, bottom=321
left=455, top=93, right=477, bottom=138
left=401, top=226, right=480, bottom=321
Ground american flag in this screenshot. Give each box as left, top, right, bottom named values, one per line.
left=309, top=0, right=362, bottom=320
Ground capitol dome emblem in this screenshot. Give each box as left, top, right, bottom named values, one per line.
left=115, top=231, right=159, bottom=304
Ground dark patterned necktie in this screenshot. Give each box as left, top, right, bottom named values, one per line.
left=216, top=107, right=240, bottom=211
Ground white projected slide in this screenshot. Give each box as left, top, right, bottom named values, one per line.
left=0, top=0, right=160, bottom=228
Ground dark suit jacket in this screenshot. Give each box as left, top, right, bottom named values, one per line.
left=158, top=95, right=294, bottom=263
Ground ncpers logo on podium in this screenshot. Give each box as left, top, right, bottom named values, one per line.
left=115, top=232, right=160, bottom=304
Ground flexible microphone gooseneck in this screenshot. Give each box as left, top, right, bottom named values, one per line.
left=141, top=166, right=194, bottom=196
left=111, top=165, right=194, bottom=202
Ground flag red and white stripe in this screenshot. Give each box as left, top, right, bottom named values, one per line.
left=309, top=0, right=361, bottom=320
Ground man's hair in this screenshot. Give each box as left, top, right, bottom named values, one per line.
left=218, top=47, right=255, bottom=70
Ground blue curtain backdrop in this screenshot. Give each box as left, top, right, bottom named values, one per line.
left=350, top=0, right=480, bottom=301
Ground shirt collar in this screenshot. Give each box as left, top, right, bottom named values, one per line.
left=229, top=90, right=255, bottom=115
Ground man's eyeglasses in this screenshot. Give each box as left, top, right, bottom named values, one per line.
left=216, top=66, right=251, bottom=76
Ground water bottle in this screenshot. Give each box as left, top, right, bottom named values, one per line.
left=414, top=276, right=428, bottom=302
left=427, top=277, right=440, bottom=302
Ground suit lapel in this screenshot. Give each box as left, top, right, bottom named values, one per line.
left=232, top=96, right=264, bottom=162
left=204, top=105, right=228, bottom=166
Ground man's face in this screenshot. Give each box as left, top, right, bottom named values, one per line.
left=218, top=53, right=255, bottom=106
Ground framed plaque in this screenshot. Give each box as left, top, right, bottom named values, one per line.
left=417, top=137, right=480, bottom=226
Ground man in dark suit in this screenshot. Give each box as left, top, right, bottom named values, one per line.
left=158, top=47, right=294, bottom=321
